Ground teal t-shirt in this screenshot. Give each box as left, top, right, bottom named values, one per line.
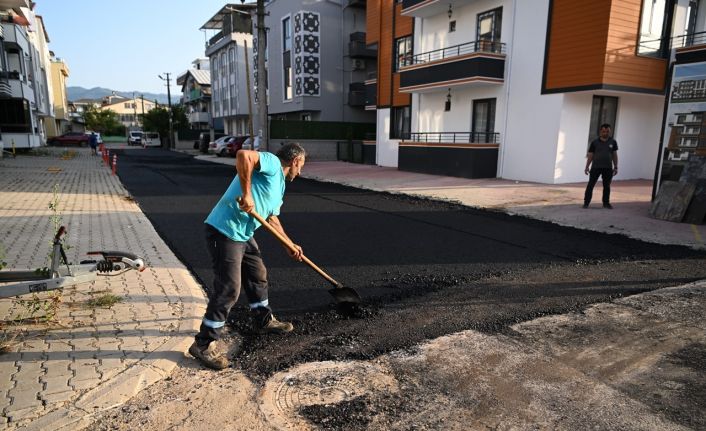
left=205, top=152, right=285, bottom=242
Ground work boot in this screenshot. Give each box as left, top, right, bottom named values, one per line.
left=188, top=340, right=229, bottom=370
left=257, top=314, right=294, bottom=334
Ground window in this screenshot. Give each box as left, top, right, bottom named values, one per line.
left=588, top=96, right=618, bottom=144
left=472, top=99, right=496, bottom=143
left=477, top=8, right=502, bottom=53
left=394, top=36, right=413, bottom=71
left=390, top=106, right=411, bottom=139
left=282, top=17, right=292, bottom=52
left=283, top=17, right=293, bottom=100
left=449, top=20, right=456, bottom=33
left=301, top=113, right=311, bottom=121
left=0, top=99, right=31, bottom=133
left=637, top=0, right=675, bottom=57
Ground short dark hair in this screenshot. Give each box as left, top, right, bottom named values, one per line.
left=600, top=123, right=612, bottom=130
left=276, top=142, right=307, bottom=163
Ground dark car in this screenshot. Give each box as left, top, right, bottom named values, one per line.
left=225, top=136, right=248, bottom=157
left=47, top=132, right=90, bottom=146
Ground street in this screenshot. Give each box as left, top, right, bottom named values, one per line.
left=113, top=149, right=706, bottom=378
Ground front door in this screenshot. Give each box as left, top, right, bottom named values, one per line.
left=477, top=8, right=503, bottom=53
left=472, top=99, right=496, bottom=143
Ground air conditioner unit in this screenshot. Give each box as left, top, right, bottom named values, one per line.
left=352, top=59, right=366, bottom=71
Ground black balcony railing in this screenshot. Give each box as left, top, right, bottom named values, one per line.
left=672, top=30, right=706, bottom=49
left=406, top=40, right=505, bottom=66
left=405, top=132, right=500, bottom=144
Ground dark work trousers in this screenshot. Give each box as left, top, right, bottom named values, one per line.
left=584, top=168, right=614, bottom=205
left=195, top=225, right=272, bottom=347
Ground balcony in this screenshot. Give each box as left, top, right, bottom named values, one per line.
left=0, top=21, right=30, bottom=51
left=348, top=0, right=366, bottom=8
left=401, top=0, right=478, bottom=18
left=399, top=131, right=499, bottom=179
left=188, top=112, right=210, bottom=123
left=399, top=40, right=506, bottom=92
left=349, top=32, right=377, bottom=58
left=405, top=131, right=500, bottom=144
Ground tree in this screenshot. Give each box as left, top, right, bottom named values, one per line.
left=82, top=106, right=123, bottom=136
left=141, top=106, right=188, bottom=141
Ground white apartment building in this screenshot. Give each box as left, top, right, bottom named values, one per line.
left=201, top=4, right=259, bottom=137
left=370, top=0, right=704, bottom=183
left=0, top=1, right=56, bottom=149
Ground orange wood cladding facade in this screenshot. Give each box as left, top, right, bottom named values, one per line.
left=366, top=0, right=412, bottom=108
left=544, top=0, right=667, bottom=93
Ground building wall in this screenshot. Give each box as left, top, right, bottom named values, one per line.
left=503, top=0, right=564, bottom=183
left=265, top=0, right=374, bottom=123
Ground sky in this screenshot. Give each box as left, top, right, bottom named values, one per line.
left=35, top=0, right=234, bottom=95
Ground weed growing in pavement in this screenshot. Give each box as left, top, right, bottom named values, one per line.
left=47, top=183, right=71, bottom=265
left=87, top=293, right=122, bottom=308
left=12, top=291, right=63, bottom=323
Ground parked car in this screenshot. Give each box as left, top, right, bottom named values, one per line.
left=85, top=131, right=103, bottom=145
left=142, top=132, right=161, bottom=148
left=242, top=136, right=261, bottom=151
left=208, top=135, right=234, bottom=157
left=47, top=132, right=90, bottom=147
left=225, top=136, right=248, bottom=157
left=127, top=131, right=143, bottom=146
left=199, top=132, right=227, bottom=153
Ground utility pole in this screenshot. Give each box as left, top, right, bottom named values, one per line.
left=158, top=73, right=174, bottom=149
left=256, top=0, right=268, bottom=151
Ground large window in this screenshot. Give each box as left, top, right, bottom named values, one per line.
left=394, top=36, right=413, bottom=71
left=283, top=17, right=293, bottom=100
left=472, top=99, right=496, bottom=143
left=477, top=8, right=502, bottom=53
left=390, top=106, right=411, bottom=139
left=0, top=99, right=31, bottom=133
left=637, top=0, right=676, bottom=57
left=588, top=96, right=618, bottom=144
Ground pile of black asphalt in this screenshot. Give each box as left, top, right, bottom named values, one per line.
left=115, top=149, right=706, bottom=381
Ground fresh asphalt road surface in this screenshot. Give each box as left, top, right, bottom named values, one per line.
left=115, top=148, right=706, bottom=377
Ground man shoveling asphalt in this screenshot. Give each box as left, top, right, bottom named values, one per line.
left=189, top=143, right=307, bottom=370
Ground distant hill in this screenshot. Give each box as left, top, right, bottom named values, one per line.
left=67, top=86, right=171, bottom=105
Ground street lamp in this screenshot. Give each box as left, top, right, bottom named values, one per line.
left=158, top=73, right=173, bottom=149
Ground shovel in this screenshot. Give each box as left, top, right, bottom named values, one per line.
left=241, top=201, right=362, bottom=306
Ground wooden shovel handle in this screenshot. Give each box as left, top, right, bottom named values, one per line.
left=243, top=203, right=342, bottom=288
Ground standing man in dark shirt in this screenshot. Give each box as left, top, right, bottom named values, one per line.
left=583, top=124, right=619, bottom=209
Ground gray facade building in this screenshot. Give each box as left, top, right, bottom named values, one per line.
left=264, top=0, right=375, bottom=123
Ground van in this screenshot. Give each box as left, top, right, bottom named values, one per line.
left=127, top=131, right=143, bottom=146
left=143, top=132, right=160, bottom=147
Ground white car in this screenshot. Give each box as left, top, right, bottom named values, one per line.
left=85, top=131, right=103, bottom=144
left=142, top=132, right=160, bottom=147
left=208, top=135, right=234, bottom=157
left=242, top=136, right=261, bottom=151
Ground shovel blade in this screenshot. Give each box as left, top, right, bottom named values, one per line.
left=328, top=286, right=361, bottom=305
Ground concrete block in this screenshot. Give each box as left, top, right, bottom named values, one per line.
left=649, top=181, right=696, bottom=222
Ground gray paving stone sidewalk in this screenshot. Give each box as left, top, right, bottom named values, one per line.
left=0, top=148, right=205, bottom=429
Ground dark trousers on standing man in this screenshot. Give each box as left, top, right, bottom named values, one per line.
left=195, top=225, right=272, bottom=347
left=584, top=168, right=613, bottom=205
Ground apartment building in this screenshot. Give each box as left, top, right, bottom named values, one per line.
left=201, top=3, right=258, bottom=137
left=264, top=0, right=375, bottom=124
left=99, top=95, right=157, bottom=130
left=0, top=1, right=56, bottom=149
left=47, top=55, right=69, bottom=136
left=177, top=58, right=212, bottom=130
left=369, top=0, right=703, bottom=184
